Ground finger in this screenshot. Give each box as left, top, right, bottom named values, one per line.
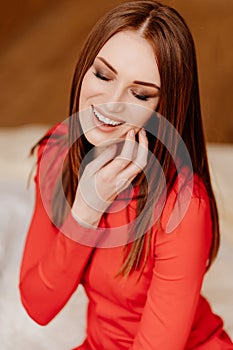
left=133, top=128, right=148, bottom=169
left=86, top=143, right=117, bottom=174
left=109, top=129, right=137, bottom=173
left=117, top=128, right=148, bottom=180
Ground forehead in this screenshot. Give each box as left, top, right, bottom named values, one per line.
left=97, top=30, right=160, bottom=85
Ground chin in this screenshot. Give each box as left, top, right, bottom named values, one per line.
left=86, top=130, right=122, bottom=147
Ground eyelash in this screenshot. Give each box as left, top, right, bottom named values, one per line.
left=93, top=70, right=152, bottom=101
left=93, top=71, right=110, bottom=81
left=130, top=90, right=150, bottom=101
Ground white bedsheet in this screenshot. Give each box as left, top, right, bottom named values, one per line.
left=0, top=125, right=232, bottom=349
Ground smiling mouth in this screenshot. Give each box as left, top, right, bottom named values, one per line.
left=91, top=105, right=125, bottom=127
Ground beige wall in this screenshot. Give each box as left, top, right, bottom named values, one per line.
left=0, top=0, right=232, bottom=142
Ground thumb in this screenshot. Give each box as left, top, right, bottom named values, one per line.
left=87, top=143, right=117, bottom=173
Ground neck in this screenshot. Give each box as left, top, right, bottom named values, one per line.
left=93, top=145, right=108, bottom=159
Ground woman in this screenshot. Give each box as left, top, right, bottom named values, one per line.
left=19, top=1, right=233, bottom=349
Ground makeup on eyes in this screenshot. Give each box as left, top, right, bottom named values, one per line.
left=95, top=56, right=160, bottom=90
left=92, top=57, right=160, bottom=101
left=92, top=61, right=114, bottom=81
left=130, top=89, right=157, bottom=101
left=93, top=70, right=110, bottom=81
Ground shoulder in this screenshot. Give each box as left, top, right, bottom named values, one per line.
left=152, top=172, right=213, bottom=266
left=32, top=122, right=70, bottom=215
left=36, top=121, right=69, bottom=160
left=158, top=171, right=212, bottom=235
left=34, top=121, right=69, bottom=187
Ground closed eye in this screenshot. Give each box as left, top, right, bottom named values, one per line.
left=131, top=89, right=154, bottom=101
left=93, top=70, right=110, bottom=82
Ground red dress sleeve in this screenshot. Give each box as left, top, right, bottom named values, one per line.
left=130, top=183, right=213, bottom=350
left=19, top=128, right=97, bottom=326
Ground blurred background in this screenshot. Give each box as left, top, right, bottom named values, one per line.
left=0, top=0, right=232, bottom=349
left=0, top=0, right=233, bottom=141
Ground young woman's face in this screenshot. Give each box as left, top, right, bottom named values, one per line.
left=79, top=30, right=161, bottom=147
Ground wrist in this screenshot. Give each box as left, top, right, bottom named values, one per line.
left=71, top=207, right=99, bottom=229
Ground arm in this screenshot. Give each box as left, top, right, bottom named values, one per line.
left=19, top=136, right=97, bottom=326
left=130, top=189, right=212, bottom=349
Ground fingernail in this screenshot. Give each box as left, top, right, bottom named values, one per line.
left=140, top=128, right=146, bottom=136
left=129, top=129, right=134, bottom=138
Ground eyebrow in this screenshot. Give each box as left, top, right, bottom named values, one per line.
left=133, top=80, right=160, bottom=90
left=96, top=56, right=160, bottom=90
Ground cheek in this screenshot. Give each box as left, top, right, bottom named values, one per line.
left=125, top=97, right=159, bottom=128
left=130, top=109, right=154, bottom=128
left=80, top=71, right=102, bottom=104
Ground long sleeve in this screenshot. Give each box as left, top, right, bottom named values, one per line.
left=129, top=186, right=213, bottom=350
left=19, top=130, right=97, bottom=326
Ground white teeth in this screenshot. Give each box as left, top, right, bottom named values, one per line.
left=93, top=107, right=123, bottom=126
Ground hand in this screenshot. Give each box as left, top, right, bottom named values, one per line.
left=71, top=128, right=148, bottom=228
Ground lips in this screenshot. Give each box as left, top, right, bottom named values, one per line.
left=91, top=105, right=125, bottom=127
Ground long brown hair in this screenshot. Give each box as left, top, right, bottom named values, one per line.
left=33, top=0, right=219, bottom=277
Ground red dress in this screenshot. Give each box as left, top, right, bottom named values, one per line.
left=19, top=124, right=233, bottom=349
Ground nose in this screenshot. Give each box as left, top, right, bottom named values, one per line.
left=104, top=101, right=125, bottom=114
left=104, top=85, right=127, bottom=114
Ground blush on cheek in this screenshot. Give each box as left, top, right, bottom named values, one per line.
left=131, top=112, right=152, bottom=129
left=84, top=70, right=103, bottom=95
